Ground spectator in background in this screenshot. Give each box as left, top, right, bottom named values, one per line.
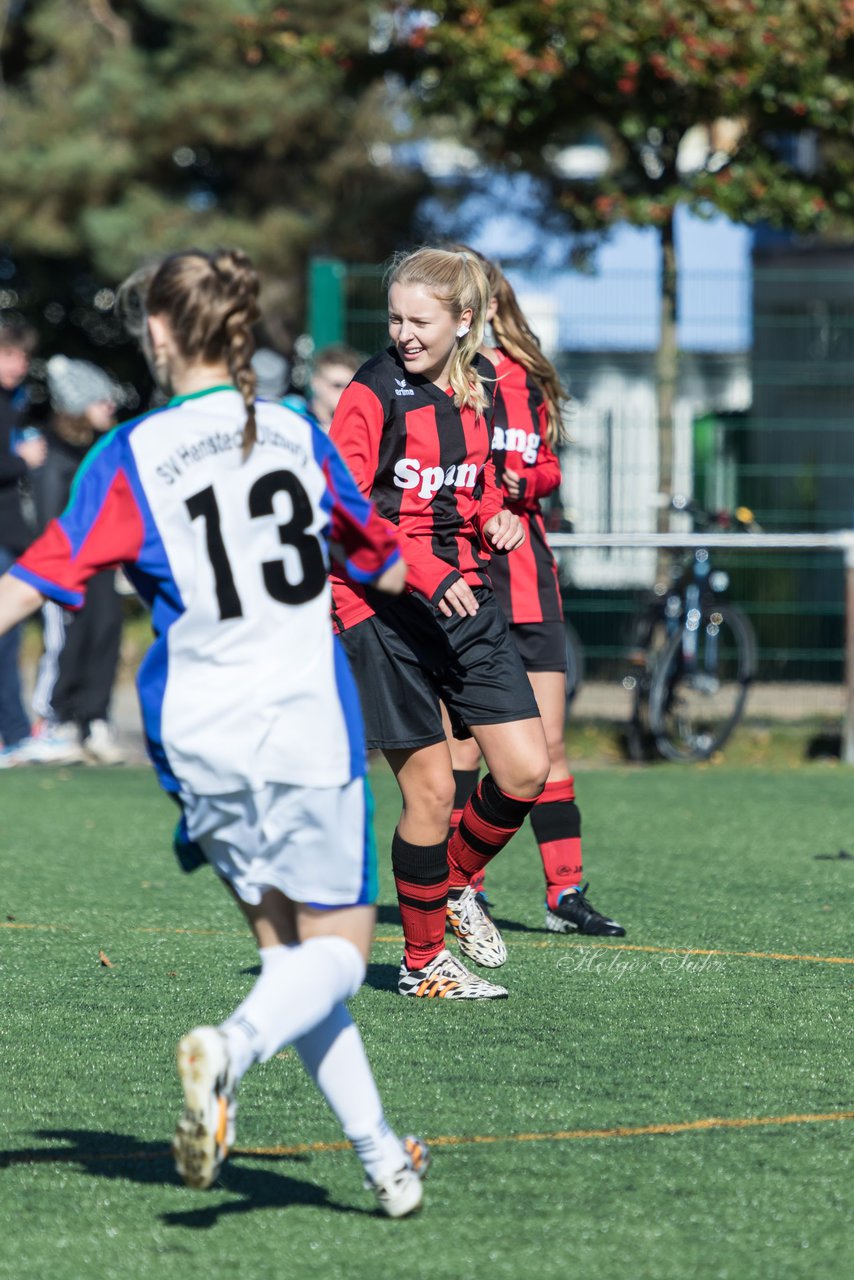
left=309, top=345, right=365, bottom=431
left=251, top=344, right=363, bottom=431
left=0, top=319, right=72, bottom=767
left=30, top=356, right=125, bottom=764
left=251, top=348, right=290, bottom=402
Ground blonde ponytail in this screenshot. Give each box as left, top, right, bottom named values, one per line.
left=447, top=244, right=567, bottom=445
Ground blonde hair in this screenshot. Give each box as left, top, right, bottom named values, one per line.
left=448, top=244, right=567, bottom=446
left=386, top=247, right=491, bottom=414
left=119, top=249, right=261, bottom=454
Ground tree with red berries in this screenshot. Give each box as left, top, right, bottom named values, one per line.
left=290, top=3, right=845, bottom=514
left=372, top=0, right=854, bottom=515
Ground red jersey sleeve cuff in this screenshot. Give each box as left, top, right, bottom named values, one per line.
left=429, top=570, right=462, bottom=607
left=9, top=563, right=84, bottom=609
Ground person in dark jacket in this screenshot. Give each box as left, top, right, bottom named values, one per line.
left=30, top=355, right=125, bottom=764
left=0, top=319, right=73, bottom=766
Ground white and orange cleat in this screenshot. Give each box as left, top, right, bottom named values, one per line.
left=173, top=1026, right=237, bottom=1189
left=398, top=947, right=508, bottom=999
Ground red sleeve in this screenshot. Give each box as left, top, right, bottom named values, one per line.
left=11, top=466, right=144, bottom=609
left=524, top=434, right=562, bottom=502
left=474, top=454, right=504, bottom=540
left=330, top=381, right=460, bottom=601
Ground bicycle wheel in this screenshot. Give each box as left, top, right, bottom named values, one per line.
left=648, top=604, right=756, bottom=762
left=623, top=606, right=670, bottom=761
left=564, top=620, right=585, bottom=716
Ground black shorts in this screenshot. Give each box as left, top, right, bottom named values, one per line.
left=509, top=621, right=568, bottom=673
left=339, top=588, right=540, bottom=751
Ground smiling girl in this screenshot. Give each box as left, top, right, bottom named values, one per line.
left=329, top=247, right=550, bottom=1000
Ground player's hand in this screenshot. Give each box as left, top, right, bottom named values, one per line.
left=502, top=466, right=522, bottom=500
left=374, top=556, right=407, bottom=595
left=483, top=509, right=525, bottom=553
left=437, top=578, right=479, bottom=618
left=16, top=436, right=46, bottom=469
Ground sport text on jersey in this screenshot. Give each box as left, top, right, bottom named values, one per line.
left=491, top=426, right=540, bottom=465
left=154, top=423, right=309, bottom=485
left=394, top=377, right=415, bottom=397
left=393, top=457, right=479, bottom=499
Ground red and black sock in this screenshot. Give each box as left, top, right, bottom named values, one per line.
left=450, top=768, right=480, bottom=836
left=391, top=831, right=449, bottom=972
left=529, top=777, right=583, bottom=911
left=447, top=773, right=537, bottom=891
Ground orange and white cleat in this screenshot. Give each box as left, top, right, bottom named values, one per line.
left=173, top=1026, right=237, bottom=1189
left=446, top=884, right=508, bottom=967
left=397, top=947, right=508, bottom=999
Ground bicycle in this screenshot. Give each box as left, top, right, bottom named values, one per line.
left=624, top=501, right=758, bottom=763
left=564, top=616, right=584, bottom=715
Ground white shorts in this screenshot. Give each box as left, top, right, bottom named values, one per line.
left=179, top=777, right=377, bottom=909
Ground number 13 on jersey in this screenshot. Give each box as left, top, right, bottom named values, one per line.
left=186, top=468, right=327, bottom=620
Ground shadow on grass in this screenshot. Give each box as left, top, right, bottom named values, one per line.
left=364, top=961, right=401, bottom=994
left=0, top=1129, right=373, bottom=1225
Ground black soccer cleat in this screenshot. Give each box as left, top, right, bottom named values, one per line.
left=545, top=883, right=626, bottom=937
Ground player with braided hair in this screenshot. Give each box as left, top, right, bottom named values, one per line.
left=444, top=247, right=625, bottom=939
left=330, top=247, right=550, bottom=999
left=0, top=247, right=430, bottom=1217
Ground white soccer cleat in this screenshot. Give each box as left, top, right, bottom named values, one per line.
left=173, top=1026, right=237, bottom=1189
left=398, top=947, right=508, bottom=999
left=446, top=884, right=508, bottom=967
left=369, top=1136, right=430, bottom=1218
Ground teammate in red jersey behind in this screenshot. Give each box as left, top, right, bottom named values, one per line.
left=445, top=247, right=625, bottom=939
left=330, top=247, right=550, bottom=999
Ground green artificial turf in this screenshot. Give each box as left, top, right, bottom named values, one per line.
left=1, top=762, right=852, bottom=1280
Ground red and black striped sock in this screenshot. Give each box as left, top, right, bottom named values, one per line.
left=391, top=831, right=449, bottom=972
left=447, top=773, right=537, bottom=891
left=450, top=768, right=479, bottom=836
left=529, top=777, right=583, bottom=911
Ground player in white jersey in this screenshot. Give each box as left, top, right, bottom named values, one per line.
left=0, top=248, right=429, bottom=1217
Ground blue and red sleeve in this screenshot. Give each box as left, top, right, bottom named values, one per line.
left=318, top=436, right=401, bottom=584
left=10, top=435, right=145, bottom=608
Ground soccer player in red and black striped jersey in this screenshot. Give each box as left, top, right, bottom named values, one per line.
left=330, top=247, right=550, bottom=999
left=445, top=248, right=625, bottom=939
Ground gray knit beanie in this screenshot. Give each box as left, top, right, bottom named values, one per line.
left=46, top=355, right=118, bottom=415
left=252, top=348, right=290, bottom=401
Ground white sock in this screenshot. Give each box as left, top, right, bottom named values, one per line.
left=220, top=935, right=365, bottom=1082
left=294, top=1004, right=407, bottom=1184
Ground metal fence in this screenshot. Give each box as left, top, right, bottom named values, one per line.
left=309, top=255, right=854, bottom=706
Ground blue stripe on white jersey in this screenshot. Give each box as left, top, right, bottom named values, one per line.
left=120, top=442, right=186, bottom=793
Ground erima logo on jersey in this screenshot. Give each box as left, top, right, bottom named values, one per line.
left=492, top=426, right=540, bottom=465
left=394, top=377, right=415, bottom=397
left=394, top=457, right=478, bottom=498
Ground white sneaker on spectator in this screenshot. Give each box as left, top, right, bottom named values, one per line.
left=83, top=719, right=125, bottom=766
left=0, top=729, right=84, bottom=767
